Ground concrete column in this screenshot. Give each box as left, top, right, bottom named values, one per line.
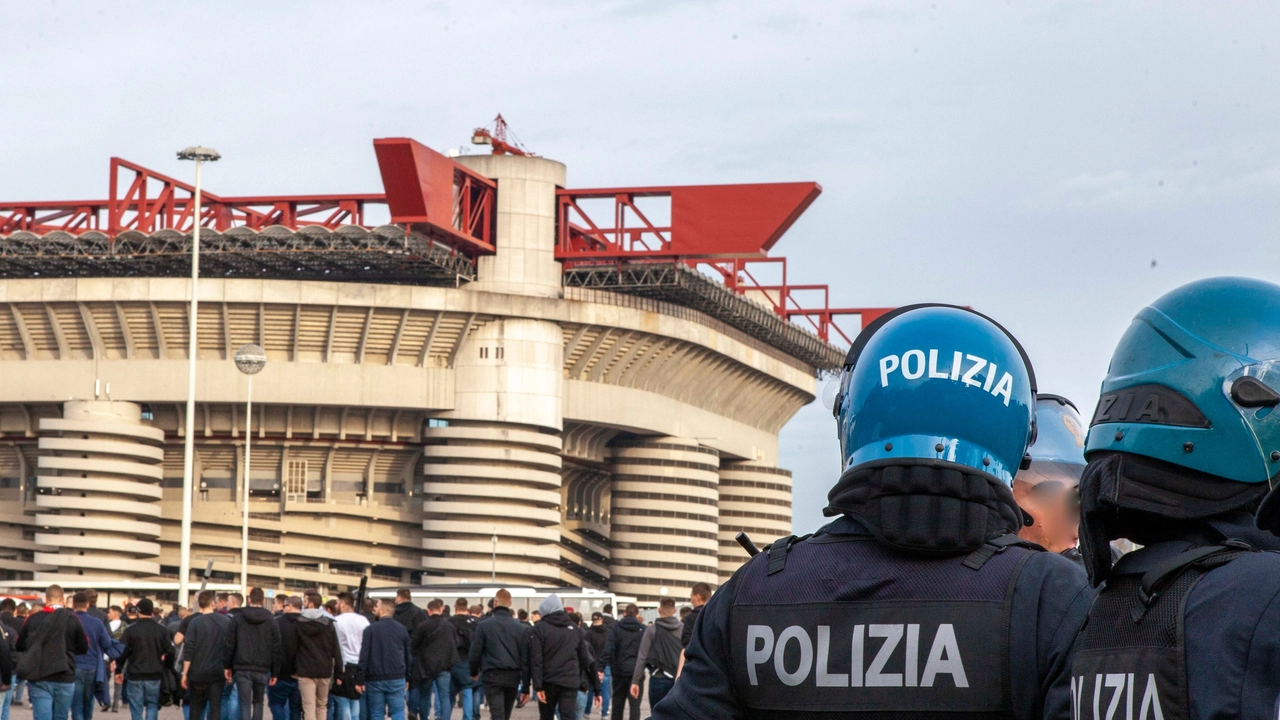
left=609, top=437, right=720, bottom=601
left=34, top=401, right=165, bottom=581
left=716, top=462, right=793, bottom=582
left=420, top=422, right=563, bottom=585
left=454, top=154, right=566, bottom=298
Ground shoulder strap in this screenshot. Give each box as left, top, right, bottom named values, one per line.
left=765, top=534, right=813, bottom=576
left=1134, top=539, right=1253, bottom=612
left=962, top=533, right=1043, bottom=571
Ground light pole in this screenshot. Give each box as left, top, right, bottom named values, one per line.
left=491, top=529, right=498, bottom=582
left=176, top=146, right=220, bottom=606
left=234, top=344, right=267, bottom=595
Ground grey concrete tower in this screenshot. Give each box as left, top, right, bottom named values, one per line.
left=423, top=154, right=567, bottom=585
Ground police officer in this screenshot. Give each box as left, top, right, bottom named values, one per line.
left=653, top=304, right=1094, bottom=720
left=1072, top=277, right=1280, bottom=719
left=1014, top=395, right=1087, bottom=556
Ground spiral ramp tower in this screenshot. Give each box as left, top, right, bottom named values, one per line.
left=609, top=437, right=721, bottom=601
left=34, top=401, right=165, bottom=581
left=716, top=461, right=793, bottom=581
left=420, top=422, right=563, bottom=585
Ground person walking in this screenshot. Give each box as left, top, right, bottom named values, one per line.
left=224, top=588, right=282, bottom=720
left=528, top=596, right=598, bottom=720
left=390, top=591, right=426, bottom=720
left=294, top=593, right=342, bottom=720
left=330, top=594, right=367, bottom=720
left=599, top=606, right=642, bottom=720
left=409, top=600, right=455, bottom=720
left=106, top=607, right=127, bottom=713
left=71, top=593, right=118, bottom=720
left=356, top=599, right=411, bottom=720
left=114, top=599, right=172, bottom=720
left=17, top=585, right=90, bottom=720
left=182, top=591, right=232, bottom=720
left=467, top=590, right=527, bottom=720
left=583, top=616, right=607, bottom=719
left=445, top=599, right=476, bottom=720
left=269, top=598, right=301, bottom=720
left=627, top=599, right=679, bottom=711
left=0, top=613, right=15, bottom=720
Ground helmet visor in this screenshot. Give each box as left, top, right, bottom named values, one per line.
left=1222, top=360, right=1280, bottom=480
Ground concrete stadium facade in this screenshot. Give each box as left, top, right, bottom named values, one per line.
left=0, top=154, right=822, bottom=601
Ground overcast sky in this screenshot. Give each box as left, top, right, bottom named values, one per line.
left=3, top=1, right=1277, bottom=534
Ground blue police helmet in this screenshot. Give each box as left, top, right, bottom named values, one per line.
left=1015, top=395, right=1086, bottom=489
left=1085, top=277, right=1280, bottom=484
left=834, top=305, right=1037, bottom=484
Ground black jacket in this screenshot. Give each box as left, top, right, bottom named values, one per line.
left=448, top=614, right=475, bottom=659
left=602, top=615, right=644, bottom=676
left=183, top=612, right=232, bottom=684
left=276, top=613, right=301, bottom=677
left=529, top=612, right=599, bottom=693
left=226, top=606, right=282, bottom=676
left=16, top=607, right=89, bottom=683
left=295, top=610, right=343, bottom=680
left=468, top=606, right=527, bottom=680
left=679, top=606, right=701, bottom=649
left=357, top=617, right=412, bottom=684
left=392, top=602, right=426, bottom=635
left=411, top=615, right=458, bottom=679
left=117, top=617, right=174, bottom=681
left=586, top=624, right=608, bottom=669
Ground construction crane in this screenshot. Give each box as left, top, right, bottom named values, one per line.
left=471, top=114, right=536, bottom=156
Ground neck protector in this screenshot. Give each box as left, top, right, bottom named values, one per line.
left=1078, top=451, right=1268, bottom=586
left=824, top=459, right=1024, bottom=554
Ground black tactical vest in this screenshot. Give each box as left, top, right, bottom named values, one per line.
left=727, top=533, right=1037, bottom=719
left=1070, top=542, right=1252, bottom=720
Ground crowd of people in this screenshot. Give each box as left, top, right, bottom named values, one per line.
left=0, top=582, right=714, bottom=720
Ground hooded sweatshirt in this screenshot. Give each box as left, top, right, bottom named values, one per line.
left=295, top=608, right=344, bottom=680
left=631, top=614, right=682, bottom=686
left=529, top=610, right=598, bottom=693
left=601, top=615, right=645, bottom=677
left=225, top=605, right=282, bottom=675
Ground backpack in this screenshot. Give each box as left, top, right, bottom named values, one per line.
left=647, top=624, right=681, bottom=677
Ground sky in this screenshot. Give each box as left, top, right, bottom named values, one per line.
left=2, top=1, right=1278, bottom=534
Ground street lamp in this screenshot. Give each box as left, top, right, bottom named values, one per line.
left=234, top=344, right=267, bottom=595
left=176, top=145, right=219, bottom=606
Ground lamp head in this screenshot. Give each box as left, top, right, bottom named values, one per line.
left=177, top=146, right=221, bottom=162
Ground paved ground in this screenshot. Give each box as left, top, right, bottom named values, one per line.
left=5, top=696, right=651, bottom=720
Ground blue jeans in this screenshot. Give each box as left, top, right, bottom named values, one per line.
left=574, top=690, right=589, bottom=720
left=124, top=679, right=160, bottom=720
left=648, top=676, right=674, bottom=712
left=267, top=678, right=300, bottom=720
left=71, top=669, right=97, bottom=720
left=598, top=668, right=611, bottom=716
left=363, top=680, right=405, bottom=720
left=13, top=679, right=26, bottom=705
left=221, top=683, right=240, bottom=720
left=30, top=681, right=75, bottom=720
left=447, top=662, right=474, bottom=720
left=420, top=673, right=450, bottom=720
left=1, top=676, right=14, bottom=720
left=404, top=681, right=418, bottom=720
left=333, top=697, right=360, bottom=720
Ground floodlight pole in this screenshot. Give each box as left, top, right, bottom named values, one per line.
left=177, top=146, right=220, bottom=608
left=242, top=373, right=253, bottom=594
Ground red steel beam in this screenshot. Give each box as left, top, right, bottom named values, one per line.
left=372, top=138, right=496, bottom=255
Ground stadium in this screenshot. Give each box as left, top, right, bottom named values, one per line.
left=0, top=125, right=881, bottom=601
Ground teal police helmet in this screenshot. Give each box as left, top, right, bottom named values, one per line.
left=1084, top=277, right=1280, bottom=485
left=833, top=305, right=1037, bottom=485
